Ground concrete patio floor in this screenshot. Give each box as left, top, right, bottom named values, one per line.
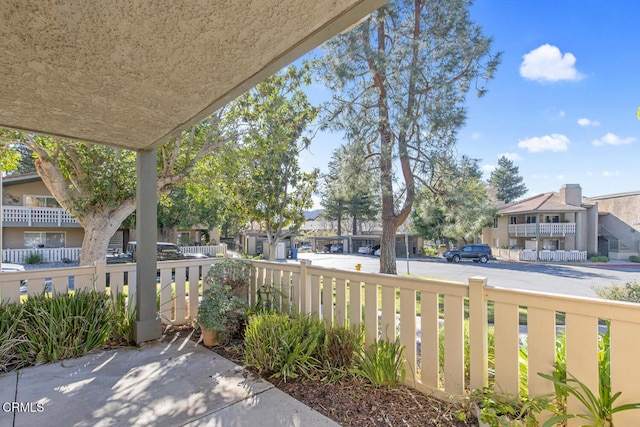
left=0, top=334, right=340, bottom=427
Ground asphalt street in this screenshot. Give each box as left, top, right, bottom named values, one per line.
left=294, top=252, right=640, bottom=299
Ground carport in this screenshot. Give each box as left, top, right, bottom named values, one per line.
left=0, top=0, right=385, bottom=343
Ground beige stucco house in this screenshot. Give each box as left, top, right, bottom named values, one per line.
left=584, top=191, right=640, bottom=260
left=482, top=184, right=598, bottom=255
left=2, top=173, right=84, bottom=250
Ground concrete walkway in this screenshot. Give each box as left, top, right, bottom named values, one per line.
left=0, top=334, right=340, bottom=427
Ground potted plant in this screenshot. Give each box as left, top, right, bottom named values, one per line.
left=196, top=281, right=245, bottom=347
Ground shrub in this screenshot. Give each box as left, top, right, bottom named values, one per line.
left=244, top=312, right=362, bottom=382
left=423, top=247, right=438, bottom=257
left=244, top=313, right=323, bottom=381
left=206, top=259, right=252, bottom=301
left=589, top=255, right=609, bottom=263
left=62, top=257, right=73, bottom=264
left=593, top=281, right=640, bottom=304
left=24, top=252, right=43, bottom=264
left=629, top=255, right=640, bottom=263
left=352, top=338, right=406, bottom=388
left=0, top=290, right=134, bottom=372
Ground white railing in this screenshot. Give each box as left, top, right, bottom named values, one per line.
left=2, top=247, right=83, bottom=263
left=494, top=248, right=588, bottom=262
left=2, top=206, right=80, bottom=226
left=181, top=244, right=227, bottom=257
left=2, top=259, right=640, bottom=425
left=2, top=244, right=227, bottom=264
left=509, top=222, right=576, bottom=236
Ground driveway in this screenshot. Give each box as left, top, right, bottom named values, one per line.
left=295, top=253, right=640, bottom=299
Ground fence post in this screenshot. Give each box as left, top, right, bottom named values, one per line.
left=298, top=259, right=312, bottom=315
left=468, top=276, right=488, bottom=391
left=94, top=261, right=107, bottom=292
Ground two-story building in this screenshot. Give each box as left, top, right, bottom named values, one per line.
left=2, top=173, right=85, bottom=251
left=483, top=184, right=599, bottom=255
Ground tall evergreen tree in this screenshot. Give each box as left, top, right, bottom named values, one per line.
left=321, top=141, right=378, bottom=236
left=318, top=0, right=500, bottom=274
left=489, top=156, right=528, bottom=203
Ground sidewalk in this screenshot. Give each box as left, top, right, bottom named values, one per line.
left=0, top=335, right=340, bottom=427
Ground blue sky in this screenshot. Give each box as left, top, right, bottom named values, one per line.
left=300, top=0, right=640, bottom=207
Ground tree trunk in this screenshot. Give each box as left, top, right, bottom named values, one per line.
left=380, top=219, right=397, bottom=275
left=352, top=216, right=358, bottom=236
left=337, top=214, right=342, bottom=236
left=79, top=210, right=133, bottom=266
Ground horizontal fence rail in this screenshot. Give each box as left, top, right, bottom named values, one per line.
left=2, top=257, right=639, bottom=425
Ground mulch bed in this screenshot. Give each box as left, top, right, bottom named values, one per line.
left=161, top=325, right=477, bottom=427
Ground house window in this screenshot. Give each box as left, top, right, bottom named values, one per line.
left=177, top=232, right=191, bottom=245
left=24, top=232, right=66, bottom=248
left=542, top=239, right=559, bottom=250
left=493, top=217, right=499, bottom=228
left=25, top=195, right=61, bottom=208
left=510, top=216, right=517, bottom=225
left=526, top=216, right=537, bottom=224
left=544, top=215, right=560, bottom=223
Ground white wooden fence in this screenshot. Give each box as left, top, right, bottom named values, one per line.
left=1, top=258, right=639, bottom=425
left=494, top=248, right=588, bottom=262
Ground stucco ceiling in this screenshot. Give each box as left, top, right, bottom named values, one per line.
left=0, top=0, right=385, bottom=151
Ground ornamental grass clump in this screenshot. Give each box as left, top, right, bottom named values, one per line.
left=244, top=312, right=363, bottom=382
left=352, top=338, right=406, bottom=388
left=0, top=289, right=134, bottom=371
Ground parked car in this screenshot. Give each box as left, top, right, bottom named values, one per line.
left=443, top=244, right=492, bottom=263
left=358, top=244, right=380, bottom=255
left=126, top=241, right=186, bottom=262
left=2, top=263, right=27, bottom=293
left=322, top=244, right=332, bottom=253
left=374, top=247, right=381, bottom=256
left=330, top=243, right=344, bottom=253
left=358, top=245, right=372, bottom=254
left=300, top=244, right=312, bottom=251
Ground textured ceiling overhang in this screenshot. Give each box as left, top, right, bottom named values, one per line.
left=0, top=0, right=385, bottom=151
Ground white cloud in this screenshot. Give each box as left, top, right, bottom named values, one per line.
left=577, top=118, right=600, bottom=127
left=592, top=132, right=636, bottom=146
left=518, top=134, right=570, bottom=153
left=520, top=44, right=584, bottom=82
left=472, top=132, right=482, bottom=140
left=559, top=110, right=566, bottom=118
left=499, top=152, right=522, bottom=161
left=556, top=174, right=565, bottom=180
left=602, top=171, right=621, bottom=177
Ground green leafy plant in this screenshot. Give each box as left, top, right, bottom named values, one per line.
left=540, top=321, right=640, bottom=426
left=538, top=372, right=640, bottom=427
left=244, top=313, right=323, bottom=381
left=589, top=255, right=609, bottom=263
left=629, top=255, right=640, bottom=263
left=471, top=387, right=549, bottom=427
left=207, top=259, right=252, bottom=301
left=196, top=281, right=245, bottom=338
left=352, top=338, right=406, bottom=388
left=593, top=282, right=640, bottom=303
left=24, top=252, right=43, bottom=264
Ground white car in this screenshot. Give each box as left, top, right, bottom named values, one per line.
left=2, top=263, right=28, bottom=293
left=358, top=245, right=372, bottom=254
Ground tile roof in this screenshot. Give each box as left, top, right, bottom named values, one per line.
left=499, top=192, right=586, bottom=214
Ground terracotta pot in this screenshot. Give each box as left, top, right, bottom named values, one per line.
left=201, top=327, right=220, bottom=347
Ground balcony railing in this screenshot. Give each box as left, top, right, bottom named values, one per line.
left=2, top=206, right=80, bottom=227
left=508, top=222, right=576, bottom=236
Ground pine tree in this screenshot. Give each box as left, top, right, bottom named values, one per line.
left=318, top=0, right=500, bottom=273
left=489, top=156, right=528, bottom=203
